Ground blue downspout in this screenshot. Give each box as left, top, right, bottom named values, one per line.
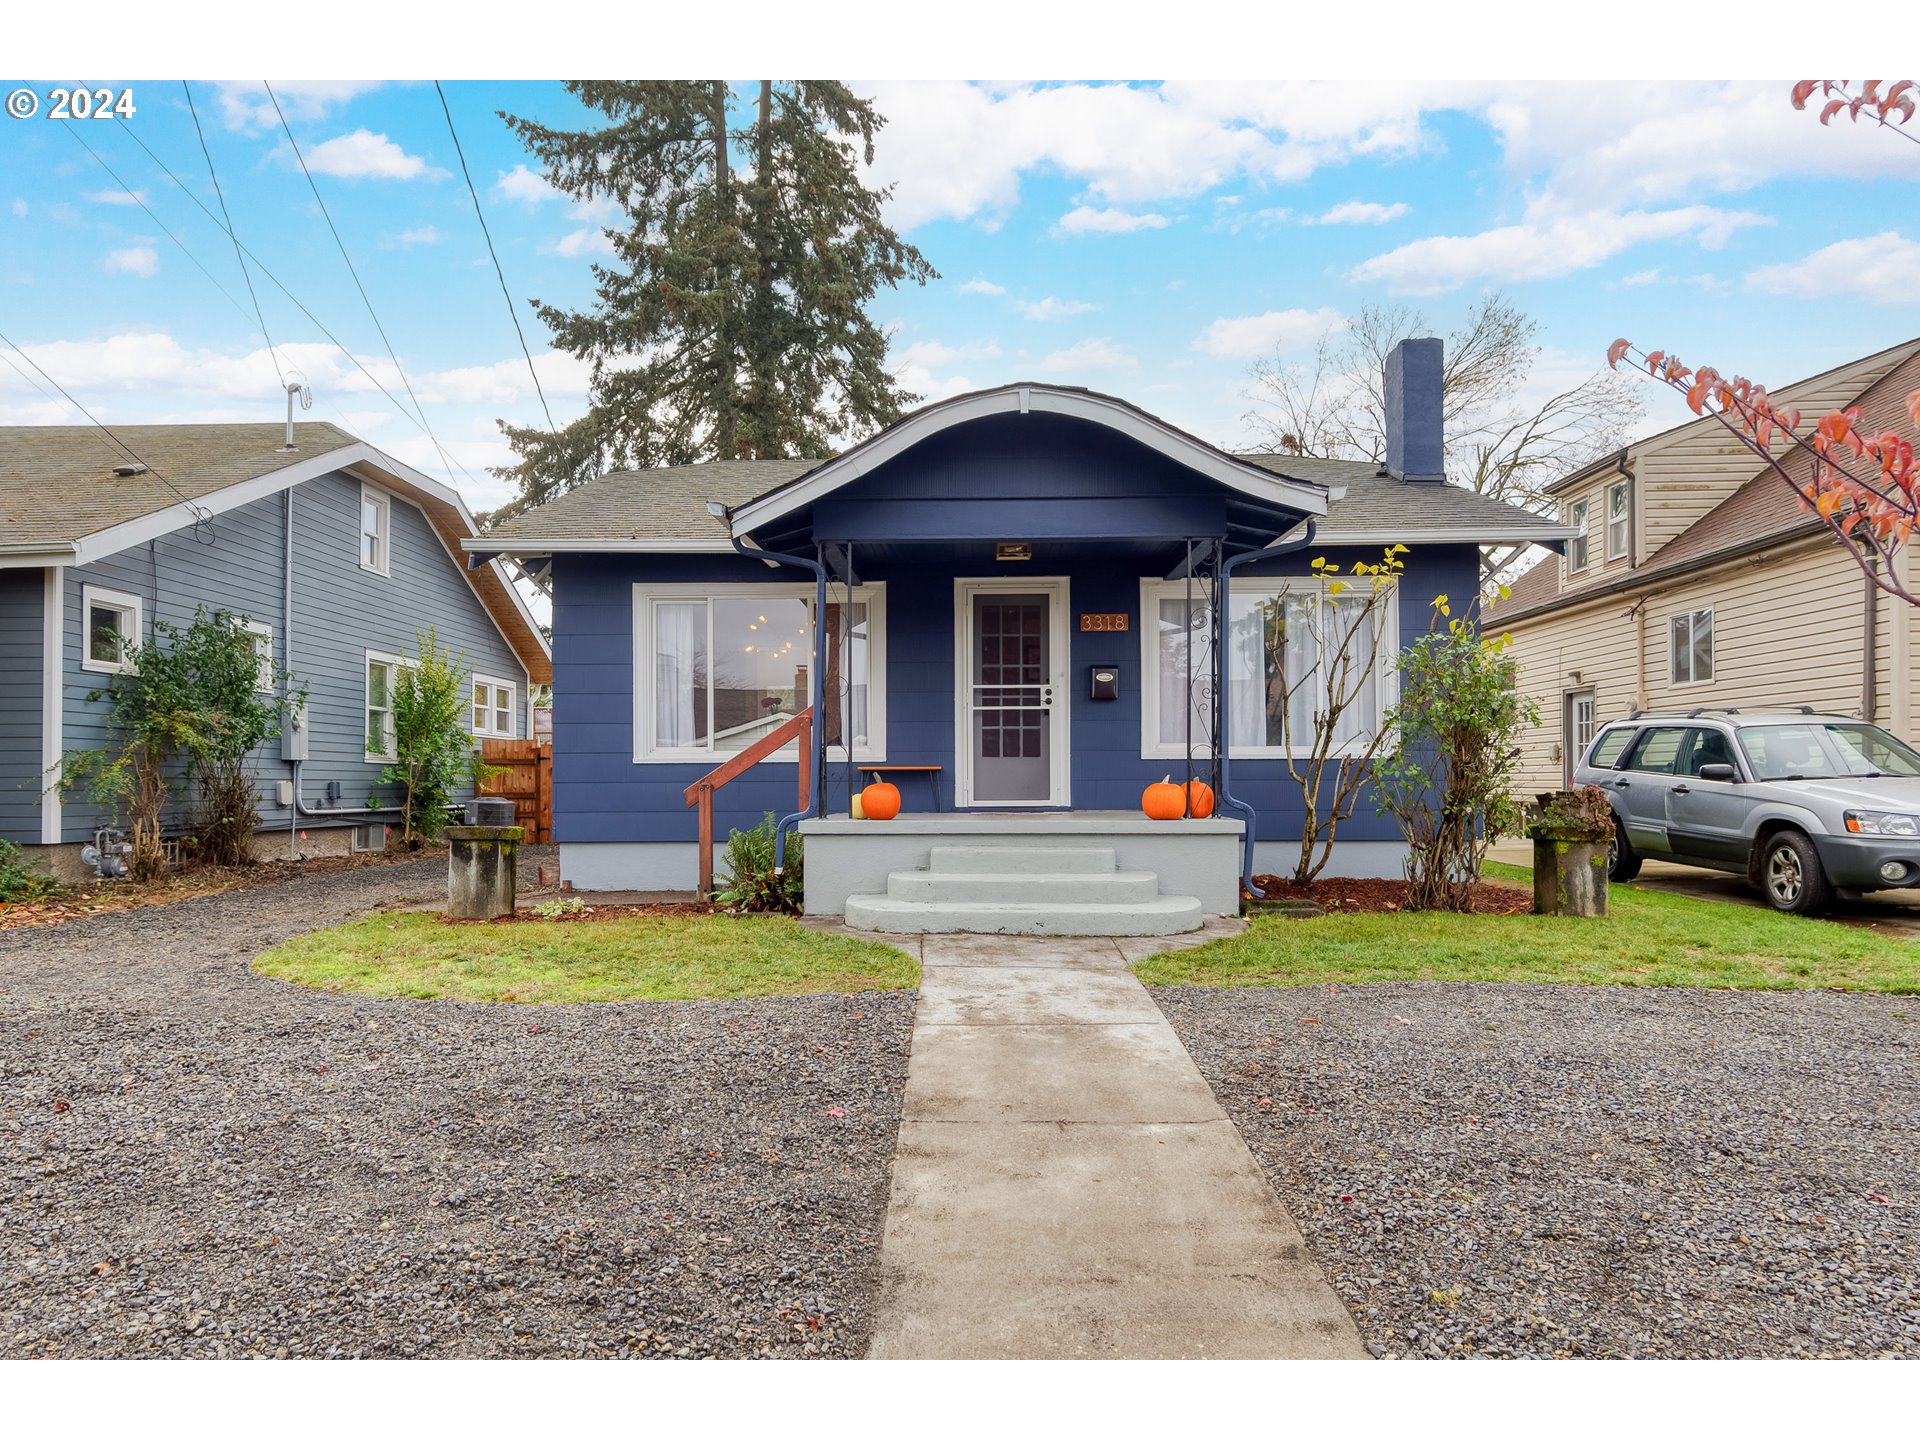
left=1218, top=520, right=1317, bottom=903
left=726, top=530, right=827, bottom=872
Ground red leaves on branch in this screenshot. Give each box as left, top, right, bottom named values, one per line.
left=1608, top=339, right=1920, bottom=606
left=1794, top=79, right=1918, bottom=127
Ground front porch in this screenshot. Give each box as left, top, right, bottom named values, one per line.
left=800, top=809, right=1244, bottom=933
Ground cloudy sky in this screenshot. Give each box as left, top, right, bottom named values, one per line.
left=3, top=77, right=1917, bottom=513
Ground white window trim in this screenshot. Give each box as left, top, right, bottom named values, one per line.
left=1138, top=575, right=1399, bottom=761
left=80, top=584, right=143, bottom=675
left=631, top=582, right=888, bottom=765
left=359, top=481, right=392, bottom=577
left=364, top=649, right=410, bottom=763
left=471, top=672, right=518, bottom=740
left=239, top=618, right=274, bottom=693
left=1605, top=479, right=1630, bottom=562
left=1669, top=607, right=1715, bottom=687
left=1566, top=498, right=1591, bottom=575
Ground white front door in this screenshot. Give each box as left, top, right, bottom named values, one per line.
left=955, top=576, right=1070, bottom=807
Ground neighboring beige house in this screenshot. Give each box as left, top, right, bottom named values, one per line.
left=1491, top=337, right=1920, bottom=797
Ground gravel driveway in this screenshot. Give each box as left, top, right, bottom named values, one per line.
left=1156, top=983, right=1919, bottom=1359
left=1, top=854, right=915, bottom=1358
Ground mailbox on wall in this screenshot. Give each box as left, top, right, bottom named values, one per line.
left=1090, top=666, right=1120, bottom=702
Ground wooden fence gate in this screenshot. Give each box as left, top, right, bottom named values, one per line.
left=478, top=739, right=552, bottom=843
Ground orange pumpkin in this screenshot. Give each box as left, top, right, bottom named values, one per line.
left=860, top=780, right=902, bottom=821
left=1184, top=779, right=1216, bottom=819
left=1141, top=776, right=1187, bottom=821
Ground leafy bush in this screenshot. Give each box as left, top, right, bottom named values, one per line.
left=1374, top=601, right=1537, bottom=911
left=714, top=812, right=804, bottom=913
left=379, top=627, right=496, bottom=845
left=59, top=608, right=294, bottom=880
left=1525, top=785, right=1617, bottom=844
left=0, top=838, right=62, bottom=904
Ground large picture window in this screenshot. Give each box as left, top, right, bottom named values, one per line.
left=1141, top=578, right=1397, bottom=759
left=635, top=584, right=885, bottom=762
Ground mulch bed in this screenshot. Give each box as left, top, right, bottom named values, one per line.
left=1249, top=875, right=1533, bottom=916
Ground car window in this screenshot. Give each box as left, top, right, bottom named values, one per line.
left=1823, top=724, right=1920, bottom=777
left=1627, top=726, right=1688, bottom=774
left=1679, top=727, right=1737, bottom=776
left=1740, top=724, right=1828, bottom=779
left=1588, top=725, right=1634, bottom=768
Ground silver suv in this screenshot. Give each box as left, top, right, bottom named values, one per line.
left=1572, top=707, right=1920, bottom=915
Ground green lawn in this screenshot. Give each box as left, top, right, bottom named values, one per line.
left=254, top=911, right=918, bottom=1003
left=1136, top=862, right=1920, bottom=993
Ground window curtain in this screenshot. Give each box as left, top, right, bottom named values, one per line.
left=1326, top=596, right=1377, bottom=749
left=654, top=602, right=701, bottom=748
left=1157, top=597, right=1216, bottom=749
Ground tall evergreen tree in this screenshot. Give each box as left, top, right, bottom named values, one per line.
left=492, top=81, right=935, bottom=516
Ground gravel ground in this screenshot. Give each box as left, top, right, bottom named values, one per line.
left=1, top=851, right=916, bottom=1358
left=1155, top=982, right=1919, bottom=1359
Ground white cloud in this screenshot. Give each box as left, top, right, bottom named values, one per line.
left=289, top=130, right=447, bottom=182
left=103, top=246, right=158, bottom=278
left=1053, top=205, right=1171, bottom=236
left=1747, top=232, right=1920, bottom=306
left=386, top=225, right=441, bottom=248
left=215, top=82, right=383, bottom=132
left=494, top=164, right=561, bottom=204
left=957, top=277, right=1005, bottom=296
left=1035, top=338, right=1137, bottom=375
left=552, top=226, right=617, bottom=258
left=1619, top=267, right=1662, bottom=287
left=1309, top=200, right=1409, bottom=225
left=895, top=339, right=1002, bottom=370
left=1192, top=307, right=1348, bottom=360
left=86, top=189, right=149, bottom=207
left=1350, top=205, right=1769, bottom=295
left=9, top=199, right=26, bottom=218
left=1014, top=296, right=1099, bottom=322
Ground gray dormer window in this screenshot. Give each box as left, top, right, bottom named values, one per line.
left=360, top=483, right=391, bottom=576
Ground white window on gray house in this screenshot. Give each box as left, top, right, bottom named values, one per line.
left=81, top=585, right=142, bottom=675
left=360, top=483, right=391, bottom=575
left=1567, top=499, right=1591, bottom=573
left=1670, top=607, right=1714, bottom=685
left=366, top=652, right=403, bottom=760
left=240, top=619, right=274, bottom=692
left=471, top=675, right=517, bottom=739
left=1606, top=479, right=1630, bottom=561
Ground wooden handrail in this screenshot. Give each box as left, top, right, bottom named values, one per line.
left=682, top=706, right=813, bottom=896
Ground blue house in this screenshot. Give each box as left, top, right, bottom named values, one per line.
left=0, top=422, right=551, bottom=877
left=470, top=339, right=1564, bottom=933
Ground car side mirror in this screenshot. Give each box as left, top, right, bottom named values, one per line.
left=1698, top=763, right=1738, bottom=783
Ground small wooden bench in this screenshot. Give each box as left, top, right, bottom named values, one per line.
left=855, top=764, right=945, bottom=812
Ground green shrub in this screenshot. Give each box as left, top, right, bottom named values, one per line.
left=379, top=627, right=497, bottom=844
left=0, top=838, right=63, bottom=904
left=714, top=812, right=804, bottom=913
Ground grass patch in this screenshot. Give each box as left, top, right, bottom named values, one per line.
left=254, top=910, right=918, bottom=1003
left=1136, top=861, right=1920, bottom=993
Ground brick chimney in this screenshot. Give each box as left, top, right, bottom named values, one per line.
left=1384, top=336, right=1445, bottom=484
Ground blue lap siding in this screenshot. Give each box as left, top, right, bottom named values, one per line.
left=551, top=542, right=1478, bottom=849
left=0, top=569, right=43, bottom=843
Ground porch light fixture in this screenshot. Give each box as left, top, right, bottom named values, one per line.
left=995, top=541, right=1033, bottom=562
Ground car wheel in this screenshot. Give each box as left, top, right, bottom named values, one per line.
left=1608, top=828, right=1641, bottom=882
left=1760, top=830, right=1833, bottom=916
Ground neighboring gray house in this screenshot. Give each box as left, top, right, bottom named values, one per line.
left=0, top=423, right=550, bottom=876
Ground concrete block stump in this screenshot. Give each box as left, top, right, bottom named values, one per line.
left=1532, top=838, right=1608, bottom=917
left=447, top=825, right=523, bottom=920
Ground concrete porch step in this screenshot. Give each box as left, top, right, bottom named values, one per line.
left=889, top=869, right=1163, bottom=904
left=928, top=845, right=1117, bottom=875
left=843, top=892, right=1205, bottom=937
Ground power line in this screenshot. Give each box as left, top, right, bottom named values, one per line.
left=265, top=80, right=460, bottom=482
left=116, top=122, right=492, bottom=493
left=0, top=324, right=215, bottom=540
left=435, top=80, right=558, bottom=432
left=182, top=80, right=284, bottom=388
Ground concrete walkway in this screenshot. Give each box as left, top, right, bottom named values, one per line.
left=864, top=927, right=1366, bottom=1360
